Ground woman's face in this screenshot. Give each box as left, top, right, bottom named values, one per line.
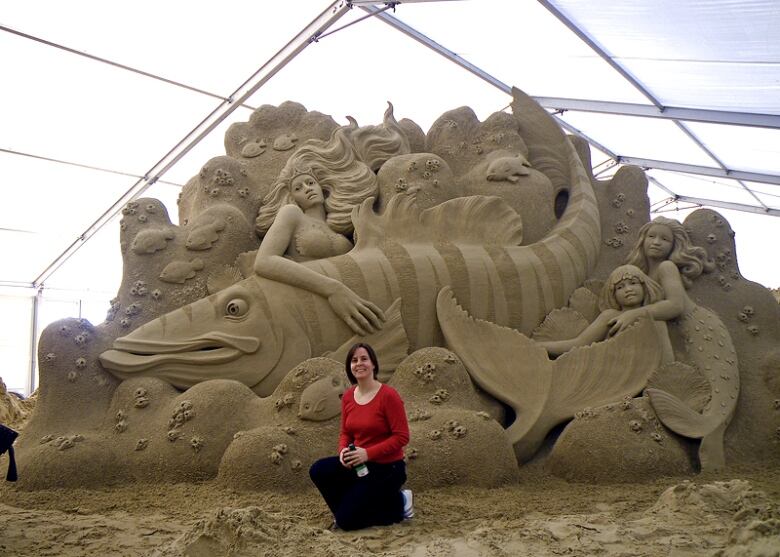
left=614, top=276, right=645, bottom=309
left=350, top=347, right=375, bottom=381
left=290, top=173, right=325, bottom=210
left=643, top=224, right=674, bottom=261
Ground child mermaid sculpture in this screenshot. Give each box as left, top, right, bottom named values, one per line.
left=539, top=264, right=673, bottom=363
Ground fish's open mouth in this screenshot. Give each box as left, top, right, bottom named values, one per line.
left=100, top=346, right=244, bottom=373
left=100, top=333, right=260, bottom=373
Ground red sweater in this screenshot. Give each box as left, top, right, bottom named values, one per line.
left=338, top=384, right=409, bottom=463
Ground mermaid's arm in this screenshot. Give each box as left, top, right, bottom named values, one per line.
left=538, top=311, right=615, bottom=357
left=608, top=261, right=686, bottom=336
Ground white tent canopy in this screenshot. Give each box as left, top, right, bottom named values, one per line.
left=1, top=0, right=779, bottom=394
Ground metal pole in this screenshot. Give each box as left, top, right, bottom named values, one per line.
left=28, top=287, right=42, bottom=395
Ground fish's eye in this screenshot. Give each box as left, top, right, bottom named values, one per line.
left=225, top=298, right=248, bottom=318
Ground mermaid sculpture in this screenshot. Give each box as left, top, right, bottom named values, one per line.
left=539, top=264, right=673, bottom=364
left=612, top=217, right=739, bottom=472
left=253, top=104, right=409, bottom=335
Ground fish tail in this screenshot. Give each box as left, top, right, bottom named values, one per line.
left=698, top=422, right=727, bottom=472
left=646, top=388, right=719, bottom=439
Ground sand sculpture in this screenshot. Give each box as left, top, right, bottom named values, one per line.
left=10, top=88, right=780, bottom=491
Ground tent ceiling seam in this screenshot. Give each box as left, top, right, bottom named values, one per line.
left=0, top=24, right=258, bottom=112
left=0, top=147, right=183, bottom=188
left=671, top=122, right=769, bottom=210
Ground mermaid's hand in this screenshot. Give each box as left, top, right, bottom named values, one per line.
left=607, top=308, right=644, bottom=337
left=328, top=285, right=385, bottom=335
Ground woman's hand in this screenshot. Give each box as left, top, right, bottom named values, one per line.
left=607, top=308, right=645, bottom=337
left=338, top=447, right=350, bottom=467
left=342, top=445, right=368, bottom=468
left=328, top=284, right=385, bottom=335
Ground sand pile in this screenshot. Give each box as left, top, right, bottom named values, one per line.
left=0, top=376, right=35, bottom=430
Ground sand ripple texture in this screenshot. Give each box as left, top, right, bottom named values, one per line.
left=1, top=470, right=778, bottom=557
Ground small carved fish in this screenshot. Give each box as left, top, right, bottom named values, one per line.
left=241, top=140, right=266, bottom=158
left=486, top=154, right=532, bottom=183
left=159, top=258, right=205, bottom=284
left=298, top=376, right=345, bottom=421
left=131, top=228, right=175, bottom=255
left=272, top=133, right=297, bottom=151
left=186, top=218, right=225, bottom=251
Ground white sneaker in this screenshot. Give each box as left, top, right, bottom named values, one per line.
left=402, top=489, right=414, bottom=519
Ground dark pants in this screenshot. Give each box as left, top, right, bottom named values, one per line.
left=309, top=456, right=407, bottom=531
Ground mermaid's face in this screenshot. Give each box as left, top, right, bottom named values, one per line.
left=290, top=173, right=324, bottom=210
left=614, top=276, right=644, bottom=309
left=644, top=224, right=673, bottom=261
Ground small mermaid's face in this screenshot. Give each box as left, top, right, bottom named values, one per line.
left=644, top=224, right=673, bottom=260
left=290, top=173, right=324, bottom=210
left=614, top=276, right=644, bottom=308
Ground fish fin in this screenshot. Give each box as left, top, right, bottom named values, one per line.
left=531, top=307, right=589, bottom=342
left=515, top=316, right=662, bottom=461
left=206, top=264, right=244, bottom=294
left=352, top=195, right=523, bottom=248
left=647, top=362, right=711, bottom=413
left=550, top=317, right=661, bottom=415
left=646, top=388, right=717, bottom=439
left=436, top=286, right=551, bottom=443
left=323, top=298, right=409, bottom=381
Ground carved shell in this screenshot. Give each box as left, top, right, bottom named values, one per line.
left=646, top=362, right=711, bottom=413
left=531, top=307, right=589, bottom=342
left=567, top=287, right=600, bottom=323
left=583, top=279, right=604, bottom=298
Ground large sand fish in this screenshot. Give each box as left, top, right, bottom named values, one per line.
left=99, top=89, right=602, bottom=396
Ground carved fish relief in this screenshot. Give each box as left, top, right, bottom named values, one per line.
left=159, top=258, right=205, bottom=284
left=185, top=218, right=226, bottom=251
left=131, top=227, right=175, bottom=255
left=298, top=376, right=347, bottom=421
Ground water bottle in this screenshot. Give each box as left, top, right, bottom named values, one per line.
left=348, top=443, right=369, bottom=477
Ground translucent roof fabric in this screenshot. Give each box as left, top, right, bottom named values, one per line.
left=550, top=0, right=780, bottom=114
left=1, top=0, right=779, bottom=291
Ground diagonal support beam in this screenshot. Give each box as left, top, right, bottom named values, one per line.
left=619, top=157, right=780, bottom=187
left=358, top=4, right=620, bottom=160
left=653, top=195, right=779, bottom=217
left=33, top=0, right=353, bottom=287
left=536, top=0, right=663, bottom=110
left=532, top=97, right=780, bottom=130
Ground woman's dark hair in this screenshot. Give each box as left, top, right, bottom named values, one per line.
left=345, top=342, right=380, bottom=384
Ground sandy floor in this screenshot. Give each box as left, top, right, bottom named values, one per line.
left=1, top=463, right=779, bottom=557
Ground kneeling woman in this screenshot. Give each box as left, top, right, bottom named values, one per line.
left=310, top=343, right=413, bottom=530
